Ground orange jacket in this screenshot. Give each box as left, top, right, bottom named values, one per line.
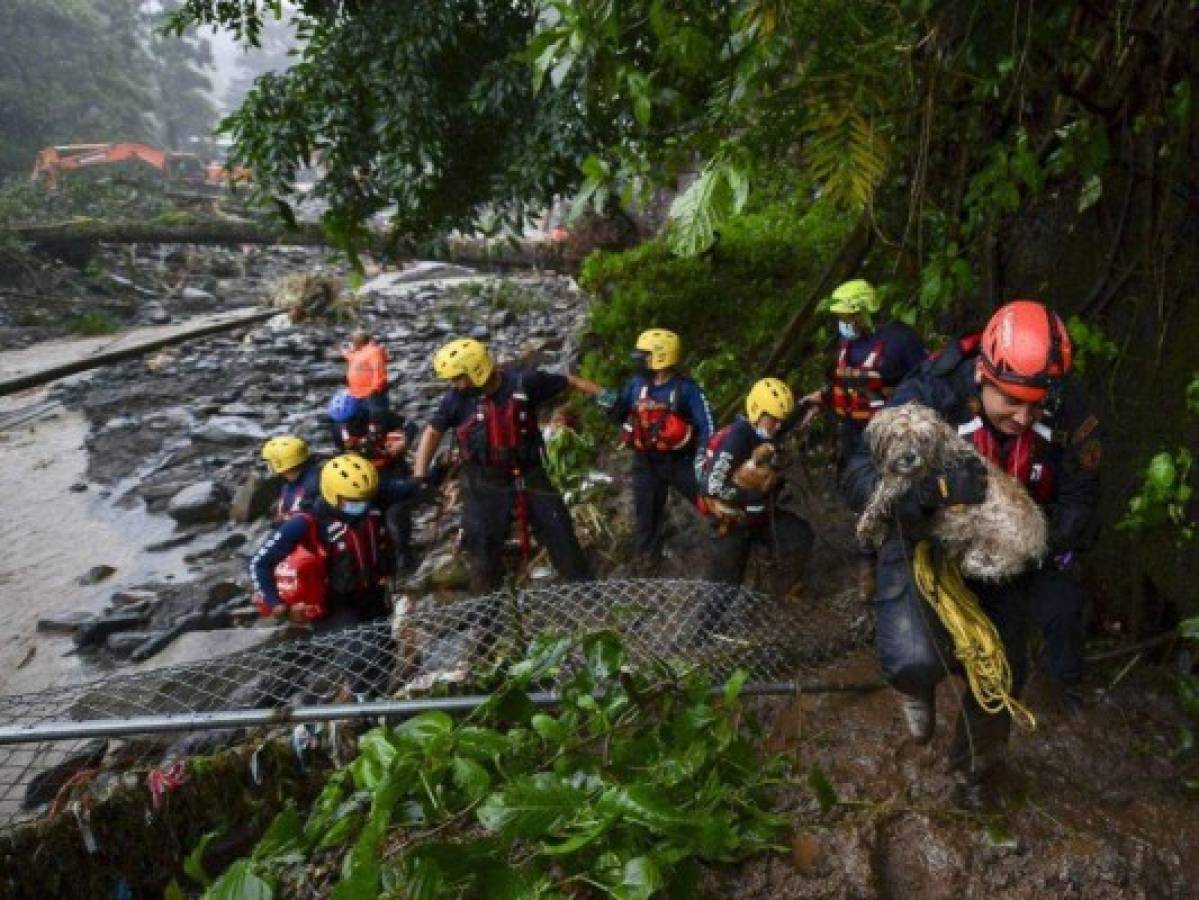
left=343, top=342, right=389, bottom=398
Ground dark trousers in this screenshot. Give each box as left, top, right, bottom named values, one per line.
left=703, top=506, right=814, bottom=595
left=873, top=539, right=1086, bottom=769
left=631, top=451, right=699, bottom=560
left=461, top=465, right=592, bottom=595
left=1028, top=566, right=1087, bottom=687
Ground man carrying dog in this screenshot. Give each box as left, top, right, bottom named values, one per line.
left=843, top=300, right=1102, bottom=795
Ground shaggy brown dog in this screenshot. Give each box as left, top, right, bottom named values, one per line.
left=856, top=403, right=1047, bottom=580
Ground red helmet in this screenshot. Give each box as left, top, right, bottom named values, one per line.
left=978, top=300, right=1073, bottom=403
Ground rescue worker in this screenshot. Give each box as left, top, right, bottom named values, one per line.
left=604, top=329, right=714, bottom=571
left=697, top=378, right=815, bottom=594
left=261, top=435, right=321, bottom=520
left=326, top=391, right=423, bottom=572
left=341, top=329, right=390, bottom=431
left=250, top=454, right=396, bottom=694
left=411, top=338, right=597, bottom=594
left=843, top=300, right=1101, bottom=788
left=802, top=279, right=927, bottom=467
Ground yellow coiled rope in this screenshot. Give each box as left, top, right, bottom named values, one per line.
left=910, top=540, right=1036, bottom=729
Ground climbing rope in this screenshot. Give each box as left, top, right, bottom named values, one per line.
left=910, top=540, right=1037, bottom=729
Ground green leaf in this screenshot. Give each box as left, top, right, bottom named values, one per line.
left=667, top=159, right=749, bottom=256
left=164, top=881, right=186, bottom=900
left=585, top=631, right=626, bottom=682
left=456, top=726, right=512, bottom=761
left=531, top=713, right=567, bottom=745
left=452, top=756, right=492, bottom=803
left=252, top=806, right=304, bottom=863
left=1077, top=174, right=1102, bottom=212
left=203, top=860, right=272, bottom=900
left=723, top=669, right=749, bottom=706
left=807, top=764, right=839, bottom=812
left=477, top=773, right=587, bottom=839
left=611, top=855, right=664, bottom=900
left=185, top=829, right=219, bottom=887
left=396, top=711, right=455, bottom=750
left=1179, top=616, right=1199, bottom=642
left=1147, top=453, right=1178, bottom=492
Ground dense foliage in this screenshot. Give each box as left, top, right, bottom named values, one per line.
left=180, top=632, right=788, bottom=899
left=0, top=0, right=219, bottom=179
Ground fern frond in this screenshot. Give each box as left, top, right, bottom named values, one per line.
left=801, top=85, right=889, bottom=209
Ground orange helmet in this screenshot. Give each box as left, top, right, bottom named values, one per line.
left=978, top=300, right=1073, bottom=403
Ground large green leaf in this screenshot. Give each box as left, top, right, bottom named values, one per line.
left=611, top=856, right=665, bottom=900
left=396, top=711, right=455, bottom=750
left=666, top=160, right=749, bottom=257
left=203, top=861, right=273, bottom=900
left=477, top=773, right=588, bottom=839
left=252, top=805, right=304, bottom=863
left=452, top=756, right=492, bottom=803
left=456, top=726, right=512, bottom=761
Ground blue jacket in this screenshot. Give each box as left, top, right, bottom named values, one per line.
left=277, top=460, right=321, bottom=519
left=612, top=373, right=714, bottom=451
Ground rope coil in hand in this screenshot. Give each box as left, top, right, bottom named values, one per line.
left=911, top=540, right=1037, bottom=729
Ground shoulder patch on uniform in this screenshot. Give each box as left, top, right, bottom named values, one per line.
left=1071, top=414, right=1099, bottom=446
left=1079, top=439, right=1102, bottom=471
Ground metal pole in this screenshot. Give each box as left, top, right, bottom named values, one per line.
left=0, top=683, right=816, bottom=747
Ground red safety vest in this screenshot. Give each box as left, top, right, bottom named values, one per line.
left=830, top=339, right=892, bottom=423
left=455, top=378, right=539, bottom=472
left=959, top=418, right=1056, bottom=504
left=621, top=383, right=693, bottom=453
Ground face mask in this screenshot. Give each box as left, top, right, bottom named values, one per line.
left=755, top=426, right=775, bottom=440
left=838, top=321, right=860, bottom=341
left=340, top=500, right=369, bottom=517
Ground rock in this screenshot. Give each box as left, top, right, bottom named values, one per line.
left=143, top=304, right=171, bottom=325
left=36, top=610, right=96, bottom=635
left=193, top=416, right=267, bottom=445
left=206, top=581, right=242, bottom=606
left=69, top=482, right=88, bottom=493
left=218, top=402, right=258, bottom=417
left=77, top=564, right=116, bottom=586
left=73, top=612, right=149, bottom=649
left=181, top=286, right=217, bottom=302
left=146, top=532, right=200, bottom=553
left=229, top=473, right=278, bottom=523
left=109, top=589, right=158, bottom=608
left=167, top=481, right=228, bottom=525
left=106, top=631, right=157, bottom=657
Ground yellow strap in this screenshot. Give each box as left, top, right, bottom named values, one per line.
left=910, top=541, right=1036, bottom=729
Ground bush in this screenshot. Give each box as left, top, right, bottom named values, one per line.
left=578, top=198, right=852, bottom=414
left=72, top=311, right=120, bottom=335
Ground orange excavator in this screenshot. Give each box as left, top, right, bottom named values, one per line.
left=31, top=143, right=250, bottom=190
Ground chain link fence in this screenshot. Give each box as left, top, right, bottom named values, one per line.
left=0, top=578, right=871, bottom=832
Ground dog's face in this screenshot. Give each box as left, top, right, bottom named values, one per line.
left=865, top=404, right=952, bottom=478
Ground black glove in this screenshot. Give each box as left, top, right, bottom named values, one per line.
left=914, top=455, right=988, bottom=508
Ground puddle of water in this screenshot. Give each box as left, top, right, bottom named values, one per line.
left=0, top=389, right=192, bottom=696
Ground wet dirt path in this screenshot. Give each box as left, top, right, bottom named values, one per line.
left=0, top=386, right=189, bottom=696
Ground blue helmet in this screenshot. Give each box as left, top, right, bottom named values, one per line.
left=327, top=390, right=364, bottom=423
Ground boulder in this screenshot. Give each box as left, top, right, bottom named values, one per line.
left=193, top=416, right=267, bottom=445
left=76, top=564, right=116, bottom=586
left=229, top=473, right=278, bottom=523
left=167, top=481, right=228, bottom=525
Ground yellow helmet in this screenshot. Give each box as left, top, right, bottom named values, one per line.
left=320, top=454, right=379, bottom=505
left=826, top=279, right=880, bottom=318
left=746, top=378, right=795, bottom=423
left=433, top=338, right=495, bottom=387
left=261, top=435, right=310, bottom=474
left=634, top=328, right=681, bottom=370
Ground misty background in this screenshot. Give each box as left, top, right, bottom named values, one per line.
left=0, top=0, right=297, bottom=178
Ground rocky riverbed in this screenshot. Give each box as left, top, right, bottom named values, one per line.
left=2, top=250, right=594, bottom=686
